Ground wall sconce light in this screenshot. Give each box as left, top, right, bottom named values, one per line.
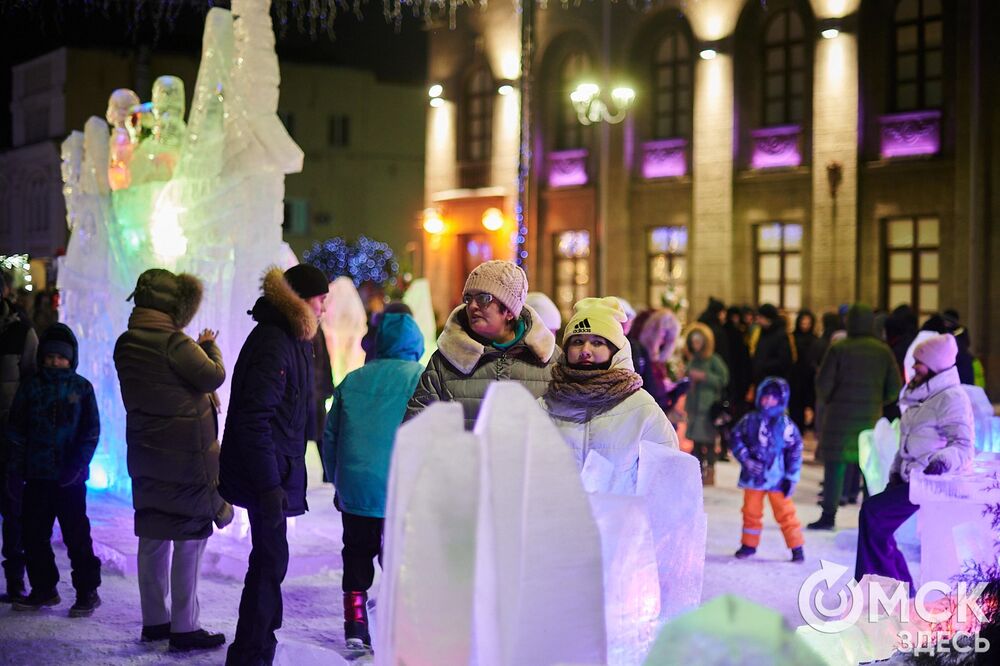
left=428, top=84, right=445, bottom=107
left=481, top=207, right=505, bottom=231
left=497, top=79, right=516, bottom=96
left=826, top=161, right=843, bottom=199
left=699, top=48, right=717, bottom=60
left=569, top=82, right=635, bottom=125
left=821, top=27, right=840, bottom=39
left=429, top=97, right=444, bottom=108
left=422, top=207, right=445, bottom=234
left=818, top=17, right=849, bottom=40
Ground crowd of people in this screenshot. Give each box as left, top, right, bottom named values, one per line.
left=0, top=259, right=985, bottom=662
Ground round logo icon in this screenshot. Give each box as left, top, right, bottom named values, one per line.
left=798, top=560, right=865, bottom=633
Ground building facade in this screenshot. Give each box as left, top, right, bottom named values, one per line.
left=422, top=0, right=1000, bottom=395
left=0, top=46, right=426, bottom=276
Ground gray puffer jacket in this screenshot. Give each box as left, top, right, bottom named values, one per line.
left=891, top=366, right=975, bottom=482
left=406, top=304, right=559, bottom=429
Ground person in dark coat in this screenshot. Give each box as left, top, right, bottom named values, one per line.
left=789, top=310, right=821, bottom=433
left=322, top=312, right=425, bottom=651
left=723, top=307, right=753, bottom=419
left=7, top=324, right=102, bottom=616
left=697, top=297, right=730, bottom=376
left=0, top=295, right=37, bottom=603
left=220, top=264, right=328, bottom=666
left=114, top=269, right=230, bottom=650
left=921, top=312, right=976, bottom=386
left=809, top=304, right=902, bottom=530
left=752, top=303, right=792, bottom=387
left=883, top=305, right=917, bottom=383
left=312, top=324, right=334, bottom=482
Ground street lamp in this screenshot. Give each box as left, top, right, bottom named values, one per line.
left=569, top=82, right=635, bottom=125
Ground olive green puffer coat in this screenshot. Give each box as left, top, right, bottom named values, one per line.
left=114, top=270, right=228, bottom=541
left=405, top=304, right=559, bottom=429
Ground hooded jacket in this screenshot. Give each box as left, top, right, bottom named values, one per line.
left=752, top=316, right=793, bottom=385
left=684, top=322, right=730, bottom=443
left=539, top=342, right=679, bottom=495
left=815, top=304, right=902, bottom=463
left=891, top=366, right=974, bottom=482
left=322, top=313, right=425, bottom=518
left=405, top=304, right=558, bottom=430
left=114, top=271, right=227, bottom=541
left=220, top=267, right=318, bottom=516
left=730, top=377, right=803, bottom=491
left=8, top=324, right=100, bottom=482
left=0, top=298, right=38, bottom=465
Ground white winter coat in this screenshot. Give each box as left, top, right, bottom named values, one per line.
left=539, top=344, right=679, bottom=495
left=891, top=366, right=975, bottom=482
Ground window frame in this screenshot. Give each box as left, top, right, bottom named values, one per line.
left=553, top=230, right=592, bottom=323
left=753, top=222, right=804, bottom=311
left=556, top=51, right=592, bottom=151
left=649, top=29, right=693, bottom=140
left=882, top=215, right=940, bottom=317
left=761, top=9, right=807, bottom=127
left=646, top=226, right=688, bottom=313
left=891, top=0, right=944, bottom=112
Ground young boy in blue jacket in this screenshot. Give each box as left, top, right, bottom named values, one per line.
left=7, top=324, right=102, bottom=615
left=730, top=376, right=805, bottom=562
left=322, top=312, right=424, bottom=651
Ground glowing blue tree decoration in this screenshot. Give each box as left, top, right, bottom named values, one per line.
left=304, top=235, right=399, bottom=288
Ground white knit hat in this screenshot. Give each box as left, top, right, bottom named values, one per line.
left=913, top=333, right=958, bottom=373
left=563, top=297, right=629, bottom=351
left=526, top=292, right=561, bottom=331
left=463, top=260, right=528, bottom=317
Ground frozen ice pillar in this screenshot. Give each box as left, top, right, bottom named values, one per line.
left=377, top=382, right=607, bottom=666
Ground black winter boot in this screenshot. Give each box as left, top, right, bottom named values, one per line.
left=169, top=629, right=226, bottom=651
left=807, top=513, right=836, bottom=531
left=791, top=546, right=805, bottom=562
left=344, top=591, right=372, bottom=649
left=69, top=590, right=101, bottom=617
left=734, top=545, right=756, bottom=559
left=12, top=588, right=60, bottom=611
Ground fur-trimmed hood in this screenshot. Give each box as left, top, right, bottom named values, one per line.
left=251, top=267, right=319, bottom=341
left=437, top=303, right=556, bottom=375
left=684, top=321, right=716, bottom=359
left=130, top=268, right=203, bottom=328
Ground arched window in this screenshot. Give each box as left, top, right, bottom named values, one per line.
left=762, top=9, right=806, bottom=126
left=650, top=30, right=693, bottom=138
left=462, top=65, right=494, bottom=164
left=893, top=0, right=942, bottom=111
left=557, top=51, right=592, bottom=150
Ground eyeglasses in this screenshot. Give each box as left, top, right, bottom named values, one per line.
left=462, top=292, right=495, bottom=308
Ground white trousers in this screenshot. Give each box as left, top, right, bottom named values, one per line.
left=137, top=537, right=207, bottom=633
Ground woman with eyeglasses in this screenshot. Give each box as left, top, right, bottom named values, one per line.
left=405, top=260, right=559, bottom=429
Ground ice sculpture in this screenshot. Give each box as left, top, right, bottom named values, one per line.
left=322, top=276, right=367, bottom=385
left=377, top=382, right=607, bottom=665
left=859, top=418, right=900, bottom=495
left=401, top=277, right=438, bottom=366
left=105, top=89, right=140, bottom=191
left=59, top=0, right=303, bottom=495
left=646, top=595, right=822, bottom=665
left=962, top=384, right=996, bottom=453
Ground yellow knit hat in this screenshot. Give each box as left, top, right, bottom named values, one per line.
left=563, top=297, right=629, bottom=351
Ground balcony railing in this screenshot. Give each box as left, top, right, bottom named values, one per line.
left=547, top=148, right=589, bottom=188
left=879, top=110, right=941, bottom=159
left=750, top=125, right=802, bottom=169
left=641, top=138, right=688, bottom=179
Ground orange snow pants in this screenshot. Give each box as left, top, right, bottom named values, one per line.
left=741, top=489, right=804, bottom=549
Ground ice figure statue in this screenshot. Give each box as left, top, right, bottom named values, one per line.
left=322, top=276, right=367, bottom=385
left=59, top=0, right=303, bottom=496
left=377, top=383, right=607, bottom=665
left=401, top=277, right=438, bottom=366
left=105, top=89, right=140, bottom=191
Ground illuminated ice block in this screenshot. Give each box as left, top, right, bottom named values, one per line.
left=401, top=277, right=438, bottom=366
left=321, top=276, right=366, bottom=385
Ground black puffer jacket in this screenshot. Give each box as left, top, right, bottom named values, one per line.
left=0, top=298, right=38, bottom=466
left=114, top=270, right=227, bottom=540
left=220, top=268, right=317, bottom=516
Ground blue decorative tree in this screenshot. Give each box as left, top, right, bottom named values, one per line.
left=304, top=236, right=399, bottom=288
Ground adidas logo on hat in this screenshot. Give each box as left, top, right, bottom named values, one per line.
left=573, top=318, right=592, bottom=333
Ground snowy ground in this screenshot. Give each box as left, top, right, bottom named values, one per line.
left=0, top=448, right=917, bottom=665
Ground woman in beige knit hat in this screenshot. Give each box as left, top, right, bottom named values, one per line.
left=539, top=297, right=679, bottom=494
left=405, top=260, right=559, bottom=429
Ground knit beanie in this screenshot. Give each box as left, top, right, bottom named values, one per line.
left=913, top=333, right=958, bottom=373
left=563, top=297, right=629, bottom=351
left=39, top=324, right=77, bottom=366
left=284, top=264, right=329, bottom=299
left=526, top=292, right=561, bottom=332
left=463, top=260, right=528, bottom=317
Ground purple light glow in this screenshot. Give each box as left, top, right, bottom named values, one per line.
left=548, top=149, right=589, bottom=188
left=642, top=138, right=687, bottom=179
left=879, top=110, right=941, bottom=158
left=751, top=125, right=802, bottom=169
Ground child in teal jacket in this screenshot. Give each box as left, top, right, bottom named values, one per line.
left=321, top=312, right=424, bottom=651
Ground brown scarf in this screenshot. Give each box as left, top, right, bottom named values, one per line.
left=546, top=363, right=644, bottom=414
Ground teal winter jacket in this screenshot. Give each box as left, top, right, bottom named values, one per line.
left=322, top=313, right=425, bottom=518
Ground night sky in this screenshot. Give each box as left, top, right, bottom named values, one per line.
left=0, top=0, right=428, bottom=148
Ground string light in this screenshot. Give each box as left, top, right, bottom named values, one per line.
left=304, top=235, right=399, bottom=287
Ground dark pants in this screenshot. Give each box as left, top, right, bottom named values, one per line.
left=341, top=512, right=383, bottom=592
left=821, top=461, right=847, bottom=517
left=22, top=479, right=101, bottom=594
left=1, top=471, right=25, bottom=593
left=855, top=483, right=918, bottom=586
left=844, top=464, right=864, bottom=501
left=691, top=441, right=716, bottom=468
left=227, top=509, right=289, bottom=666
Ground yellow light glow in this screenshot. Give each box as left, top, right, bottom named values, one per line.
left=481, top=207, right=504, bottom=231
left=611, top=87, right=636, bottom=108
left=500, top=53, right=520, bottom=80
left=822, top=28, right=840, bottom=39
left=699, top=49, right=717, bottom=60
left=151, top=196, right=188, bottom=263
left=429, top=97, right=444, bottom=108
left=423, top=208, right=445, bottom=234
left=428, top=84, right=443, bottom=98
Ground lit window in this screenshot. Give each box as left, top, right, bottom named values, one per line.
left=884, top=216, right=939, bottom=317
left=554, top=230, right=591, bottom=322
left=755, top=223, right=803, bottom=311
left=647, top=226, right=687, bottom=316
